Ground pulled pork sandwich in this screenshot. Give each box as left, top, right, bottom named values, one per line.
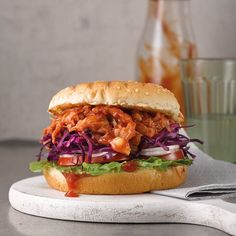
left=30, top=81, right=201, bottom=197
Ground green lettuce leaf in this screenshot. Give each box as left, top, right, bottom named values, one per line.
left=82, top=162, right=123, bottom=176
left=138, top=157, right=192, bottom=171
left=29, top=157, right=192, bottom=176
left=29, top=160, right=53, bottom=172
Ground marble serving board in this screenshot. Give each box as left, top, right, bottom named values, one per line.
left=9, top=176, right=236, bottom=235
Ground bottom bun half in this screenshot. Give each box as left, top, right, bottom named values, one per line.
left=43, top=165, right=188, bottom=195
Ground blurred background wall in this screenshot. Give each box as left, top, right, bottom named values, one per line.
left=1, top=0, right=236, bottom=140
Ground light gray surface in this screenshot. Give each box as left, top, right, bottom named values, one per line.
left=1, top=0, right=236, bottom=140
left=0, top=141, right=230, bottom=236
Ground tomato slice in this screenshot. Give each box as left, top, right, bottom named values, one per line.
left=158, top=149, right=185, bottom=161
left=103, top=154, right=130, bottom=163
left=57, top=155, right=79, bottom=166
left=58, top=153, right=131, bottom=166
left=57, top=149, right=185, bottom=166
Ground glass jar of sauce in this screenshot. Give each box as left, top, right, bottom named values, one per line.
left=136, top=0, right=197, bottom=114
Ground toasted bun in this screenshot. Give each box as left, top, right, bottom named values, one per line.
left=43, top=166, right=187, bottom=194
left=48, top=81, right=183, bottom=122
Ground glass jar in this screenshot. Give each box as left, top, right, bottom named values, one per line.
left=180, top=59, right=236, bottom=163
left=136, top=0, right=197, bottom=113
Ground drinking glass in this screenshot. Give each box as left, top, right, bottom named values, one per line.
left=180, top=59, right=236, bottom=163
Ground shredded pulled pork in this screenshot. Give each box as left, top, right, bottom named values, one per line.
left=131, top=111, right=173, bottom=138
left=44, top=105, right=174, bottom=155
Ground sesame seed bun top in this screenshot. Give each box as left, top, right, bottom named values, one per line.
left=48, top=81, right=183, bottom=122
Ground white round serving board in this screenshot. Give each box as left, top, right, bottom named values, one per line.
left=9, top=176, right=236, bottom=235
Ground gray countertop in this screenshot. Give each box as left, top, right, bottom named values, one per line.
left=0, top=141, right=230, bottom=236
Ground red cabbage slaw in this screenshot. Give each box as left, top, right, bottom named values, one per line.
left=37, top=123, right=202, bottom=163
left=138, top=123, right=203, bottom=158
left=38, top=130, right=114, bottom=162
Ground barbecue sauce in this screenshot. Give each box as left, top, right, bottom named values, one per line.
left=122, top=161, right=138, bottom=172
left=63, top=173, right=89, bottom=197
left=137, top=0, right=197, bottom=115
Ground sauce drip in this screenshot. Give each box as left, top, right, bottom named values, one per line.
left=63, top=173, right=81, bottom=197
left=65, top=190, right=79, bottom=197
